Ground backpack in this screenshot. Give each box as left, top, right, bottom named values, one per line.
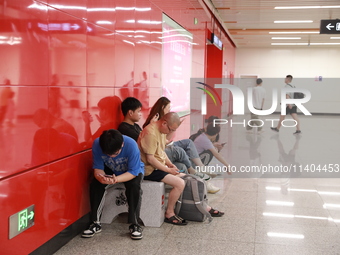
left=294, top=92, right=305, bottom=99
left=287, top=84, right=305, bottom=99
left=175, top=174, right=213, bottom=222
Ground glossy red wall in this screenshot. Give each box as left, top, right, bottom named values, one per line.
left=0, top=0, right=235, bottom=253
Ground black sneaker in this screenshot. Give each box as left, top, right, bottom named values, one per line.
left=81, top=222, right=102, bottom=238
left=270, top=127, right=279, bottom=132
left=129, top=224, right=143, bottom=240
left=293, top=130, right=301, bottom=135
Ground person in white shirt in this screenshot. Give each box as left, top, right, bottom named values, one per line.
left=271, top=75, right=301, bottom=135
left=246, top=78, right=266, bottom=132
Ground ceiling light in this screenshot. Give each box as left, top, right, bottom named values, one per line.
left=330, top=37, right=340, bottom=39
left=28, top=3, right=86, bottom=11
left=267, top=232, right=304, bottom=239
left=123, top=40, right=135, bottom=46
left=263, top=212, right=294, bottom=218
left=159, top=34, right=193, bottom=40
left=269, top=31, right=319, bottom=34
left=275, top=6, right=340, bottom=9
left=266, top=200, right=295, bottom=206
left=271, top=37, right=301, bottom=40
left=126, top=20, right=162, bottom=25
left=323, top=203, right=340, bottom=208
left=96, top=21, right=112, bottom=25
left=138, top=20, right=162, bottom=25
left=310, top=43, right=340, bottom=45
left=288, top=188, right=316, bottom=192
left=271, top=43, right=308, bottom=46
left=294, top=215, right=328, bottom=220
left=139, top=40, right=163, bottom=44
left=274, top=20, right=313, bottom=23
left=263, top=212, right=335, bottom=221
left=116, top=7, right=151, bottom=11
left=266, top=187, right=340, bottom=195
left=318, top=191, right=340, bottom=195
left=116, top=30, right=163, bottom=34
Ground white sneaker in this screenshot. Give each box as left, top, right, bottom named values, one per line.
left=206, top=181, right=220, bottom=194
left=194, top=172, right=211, bottom=181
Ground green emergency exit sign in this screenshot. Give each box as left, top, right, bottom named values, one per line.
left=9, top=205, right=35, bottom=239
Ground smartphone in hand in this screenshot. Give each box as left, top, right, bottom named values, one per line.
left=98, top=173, right=114, bottom=179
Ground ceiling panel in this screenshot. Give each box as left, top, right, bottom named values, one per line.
left=208, top=0, right=340, bottom=47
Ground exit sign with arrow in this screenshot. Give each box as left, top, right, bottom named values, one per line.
left=9, top=205, right=35, bottom=239
left=320, top=19, right=340, bottom=34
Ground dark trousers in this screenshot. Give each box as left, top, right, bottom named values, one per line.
left=90, top=167, right=143, bottom=225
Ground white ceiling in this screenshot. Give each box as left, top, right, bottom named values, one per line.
left=207, top=0, right=340, bottom=48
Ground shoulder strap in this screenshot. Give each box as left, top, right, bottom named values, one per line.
left=175, top=176, right=188, bottom=215
left=190, top=176, right=213, bottom=222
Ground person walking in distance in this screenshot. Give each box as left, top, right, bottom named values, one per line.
left=246, top=78, right=266, bottom=132
left=271, top=75, right=301, bottom=135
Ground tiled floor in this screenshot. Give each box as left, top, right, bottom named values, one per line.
left=55, top=115, right=340, bottom=255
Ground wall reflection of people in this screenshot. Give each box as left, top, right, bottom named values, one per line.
left=32, top=99, right=83, bottom=229
left=0, top=79, right=15, bottom=127
left=120, top=71, right=134, bottom=99
left=246, top=134, right=262, bottom=178
left=31, top=127, right=80, bottom=166
left=134, top=71, right=149, bottom=110
left=32, top=108, right=80, bottom=165
left=33, top=108, right=78, bottom=142
left=82, top=96, right=124, bottom=145
left=30, top=127, right=81, bottom=227
left=68, top=81, right=82, bottom=119
left=49, top=74, right=67, bottom=118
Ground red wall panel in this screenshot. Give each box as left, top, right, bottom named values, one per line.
left=206, top=44, right=223, bottom=118
left=0, top=151, right=91, bottom=254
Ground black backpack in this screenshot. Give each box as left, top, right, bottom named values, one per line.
left=287, top=84, right=305, bottom=99
left=175, top=174, right=213, bottom=222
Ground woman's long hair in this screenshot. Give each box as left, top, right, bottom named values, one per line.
left=143, top=97, right=170, bottom=128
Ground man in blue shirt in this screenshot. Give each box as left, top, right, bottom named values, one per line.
left=82, top=129, right=144, bottom=240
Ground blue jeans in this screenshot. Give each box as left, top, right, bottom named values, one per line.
left=165, top=145, right=191, bottom=173
left=173, top=139, right=199, bottom=160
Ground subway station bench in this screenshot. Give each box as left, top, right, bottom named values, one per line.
left=100, top=181, right=165, bottom=227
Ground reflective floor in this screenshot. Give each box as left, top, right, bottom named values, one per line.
left=55, top=115, right=340, bottom=255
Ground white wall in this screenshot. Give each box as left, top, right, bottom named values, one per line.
left=235, top=47, right=340, bottom=114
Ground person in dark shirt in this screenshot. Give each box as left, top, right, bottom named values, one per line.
left=117, top=97, right=143, bottom=141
